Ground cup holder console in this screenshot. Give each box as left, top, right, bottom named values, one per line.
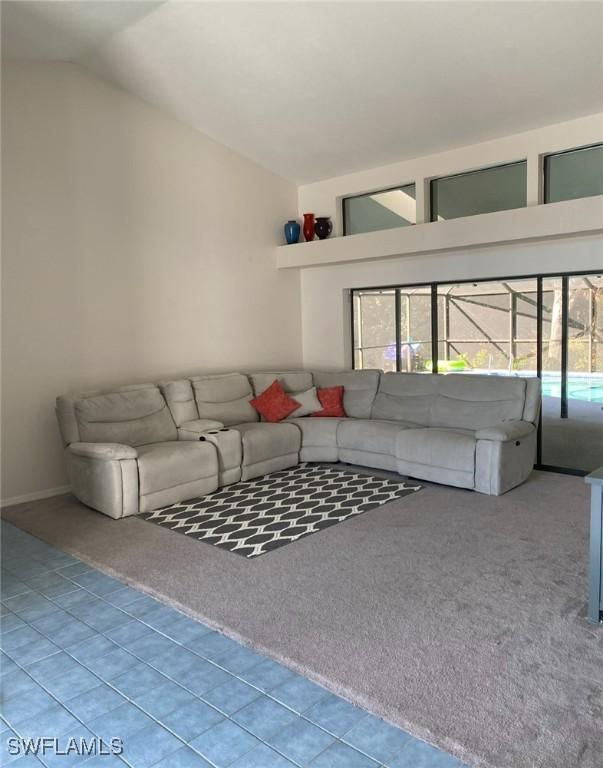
left=197, top=427, right=242, bottom=485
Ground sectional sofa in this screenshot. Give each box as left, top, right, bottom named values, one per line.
left=56, top=370, right=541, bottom=519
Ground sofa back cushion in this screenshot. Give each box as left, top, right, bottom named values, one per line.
left=191, top=373, right=258, bottom=426
left=313, top=370, right=380, bottom=419
left=160, top=379, right=199, bottom=427
left=371, top=373, right=439, bottom=425
left=433, top=374, right=526, bottom=429
left=372, top=372, right=527, bottom=430
left=62, top=384, right=177, bottom=447
left=250, top=371, right=313, bottom=395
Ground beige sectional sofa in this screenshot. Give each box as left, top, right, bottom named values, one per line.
left=56, top=369, right=541, bottom=519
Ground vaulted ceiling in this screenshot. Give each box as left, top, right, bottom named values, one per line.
left=3, top=1, right=603, bottom=183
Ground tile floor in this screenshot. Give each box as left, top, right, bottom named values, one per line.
left=0, top=521, right=467, bottom=768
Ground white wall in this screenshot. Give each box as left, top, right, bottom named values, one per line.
left=300, top=236, right=603, bottom=369
left=1, top=62, right=301, bottom=503
left=297, top=114, right=603, bottom=367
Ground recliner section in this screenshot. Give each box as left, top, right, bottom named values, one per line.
left=57, top=384, right=220, bottom=519
left=135, top=441, right=218, bottom=513
left=375, top=371, right=540, bottom=495
left=396, top=428, right=476, bottom=490
left=56, top=369, right=541, bottom=519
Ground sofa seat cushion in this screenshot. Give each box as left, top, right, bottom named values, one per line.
left=233, top=422, right=301, bottom=467
left=136, top=441, right=218, bottom=496
left=396, top=428, right=476, bottom=473
left=338, top=419, right=415, bottom=455
left=288, top=417, right=345, bottom=448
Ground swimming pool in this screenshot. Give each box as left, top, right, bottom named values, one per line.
left=540, top=375, right=603, bottom=403
left=461, top=369, right=603, bottom=403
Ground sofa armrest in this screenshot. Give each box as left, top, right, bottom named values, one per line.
left=475, top=421, right=535, bottom=442
left=67, top=446, right=139, bottom=519
left=68, top=442, right=138, bottom=461
left=178, top=419, right=224, bottom=440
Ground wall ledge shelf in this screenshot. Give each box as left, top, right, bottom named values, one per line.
left=275, top=196, right=603, bottom=269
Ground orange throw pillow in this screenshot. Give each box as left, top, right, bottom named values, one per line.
left=250, top=380, right=300, bottom=423
left=312, top=386, right=345, bottom=417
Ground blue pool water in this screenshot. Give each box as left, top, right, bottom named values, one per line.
left=462, top=369, right=603, bottom=403
left=541, top=375, right=603, bottom=403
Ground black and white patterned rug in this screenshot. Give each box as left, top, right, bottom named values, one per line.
left=140, top=464, right=421, bottom=558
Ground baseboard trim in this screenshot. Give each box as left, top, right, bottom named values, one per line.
left=1, top=485, right=71, bottom=508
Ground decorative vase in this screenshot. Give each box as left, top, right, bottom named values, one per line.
left=284, top=220, right=300, bottom=245
left=315, top=216, right=333, bottom=240
left=303, top=213, right=315, bottom=242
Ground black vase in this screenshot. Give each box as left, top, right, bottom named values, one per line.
left=314, top=216, right=333, bottom=240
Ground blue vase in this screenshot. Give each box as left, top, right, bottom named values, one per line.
left=284, top=220, right=300, bottom=245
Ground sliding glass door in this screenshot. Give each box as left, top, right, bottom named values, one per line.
left=541, top=275, right=603, bottom=471
left=351, top=270, right=603, bottom=474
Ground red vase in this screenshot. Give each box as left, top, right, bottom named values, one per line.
left=303, top=213, right=315, bottom=242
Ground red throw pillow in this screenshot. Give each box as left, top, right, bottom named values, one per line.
left=250, top=380, right=300, bottom=423
left=312, top=386, right=345, bottom=417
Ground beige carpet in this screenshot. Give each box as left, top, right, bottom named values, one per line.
left=3, top=470, right=602, bottom=768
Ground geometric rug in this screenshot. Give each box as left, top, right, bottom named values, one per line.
left=139, top=463, right=421, bottom=557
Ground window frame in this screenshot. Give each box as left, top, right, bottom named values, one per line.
left=342, top=182, right=417, bottom=236
left=429, top=159, right=528, bottom=223
left=543, top=142, right=603, bottom=204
